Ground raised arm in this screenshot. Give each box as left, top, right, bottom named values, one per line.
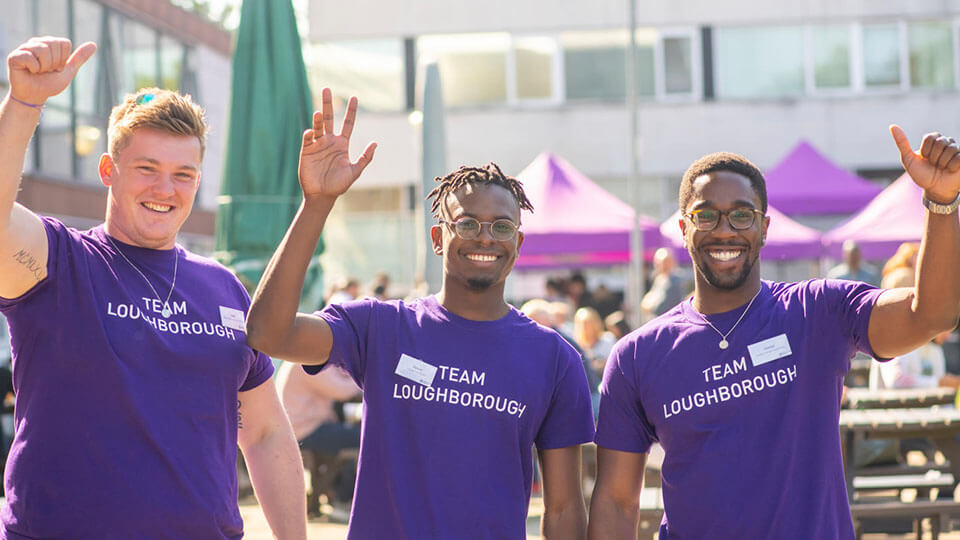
left=587, top=447, right=647, bottom=540
left=0, top=37, right=95, bottom=299
left=869, top=126, right=960, bottom=358
left=245, top=88, right=376, bottom=364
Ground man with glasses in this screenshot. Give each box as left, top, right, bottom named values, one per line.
left=588, top=129, right=960, bottom=540
left=246, top=89, right=595, bottom=539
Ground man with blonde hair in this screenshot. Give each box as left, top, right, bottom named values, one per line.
left=0, top=37, right=305, bottom=538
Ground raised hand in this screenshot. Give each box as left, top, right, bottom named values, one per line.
left=298, top=88, right=377, bottom=200
left=890, top=124, right=960, bottom=203
left=7, top=37, right=96, bottom=107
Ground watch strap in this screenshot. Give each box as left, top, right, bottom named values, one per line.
left=922, top=192, right=960, bottom=214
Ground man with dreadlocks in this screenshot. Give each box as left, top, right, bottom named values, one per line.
left=246, top=89, right=595, bottom=539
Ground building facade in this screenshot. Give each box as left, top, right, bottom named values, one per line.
left=304, top=0, right=960, bottom=294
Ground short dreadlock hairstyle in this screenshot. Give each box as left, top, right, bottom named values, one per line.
left=679, top=152, right=767, bottom=214
left=427, top=163, right=534, bottom=220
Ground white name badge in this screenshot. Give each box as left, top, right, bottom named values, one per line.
left=748, top=334, right=792, bottom=367
left=219, top=306, right=247, bottom=332
left=395, top=354, right=437, bottom=387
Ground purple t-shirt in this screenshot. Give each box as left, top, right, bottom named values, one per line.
left=309, top=295, right=595, bottom=539
left=596, top=279, right=883, bottom=540
left=0, top=218, right=273, bottom=539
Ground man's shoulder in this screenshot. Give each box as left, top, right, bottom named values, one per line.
left=616, top=307, right=688, bottom=354
left=180, top=249, right=241, bottom=278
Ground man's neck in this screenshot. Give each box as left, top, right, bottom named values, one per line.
left=436, top=285, right=511, bottom=321
left=692, top=278, right=763, bottom=315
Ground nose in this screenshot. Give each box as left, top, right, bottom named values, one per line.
left=151, top=173, right=176, bottom=197
left=475, top=224, right=497, bottom=243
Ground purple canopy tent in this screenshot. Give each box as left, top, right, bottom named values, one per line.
left=514, top=152, right=664, bottom=270
left=765, top=141, right=882, bottom=215
left=659, top=205, right=824, bottom=261
left=823, top=173, right=959, bottom=260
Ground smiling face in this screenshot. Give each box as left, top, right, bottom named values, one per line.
left=680, top=170, right=769, bottom=294
left=431, top=182, right=524, bottom=296
left=99, top=128, right=202, bottom=249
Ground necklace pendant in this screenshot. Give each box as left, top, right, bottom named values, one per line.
left=161, top=306, right=172, bottom=318
left=719, top=339, right=729, bottom=350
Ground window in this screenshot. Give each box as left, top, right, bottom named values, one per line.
left=663, top=36, right=693, bottom=94
left=37, top=107, right=73, bottom=179
left=561, top=30, right=654, bottom=101
left=418, top=33, right=510, bottom=107
left=862, top=23, right=901, bottom=87
left=715, top=26, right=805, bottom=98
left=160, top=35, right=184, bottom=91
left=811, top=25, right=851, bottom=89
left=309, top=39, right=405, bottom=112
left=73, top=0, right=104, bottom=115
left=513, top=36, right=556, bottom=101
left=73, top=0, right=107, bottom=183
left=35, top=0, right=70, bottom=109
left=908, top=21, right=955, bottom=89
left=119, top=18, right=158, bottom=94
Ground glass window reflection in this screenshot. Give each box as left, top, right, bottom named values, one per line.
left=419, top=33, right=509, bottom=107
left=863, top=23, right=901, bottom=87
left=909, top=21, right=955, bottom=89
left=812, top=25, right=851, bottom=89
left=715, top=26, right=804, bottom=98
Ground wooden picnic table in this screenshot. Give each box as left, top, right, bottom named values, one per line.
left=845, top=387, right=957, bottom=410
left=841, top=407, right=960, bottom=538
left=840, top=407, right=960, bottom=501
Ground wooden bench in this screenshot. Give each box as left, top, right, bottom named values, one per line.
left=857, top=463, right=951, bottom=477
left=851, top=500, right=960, bottom=540
left=853, top=472, right=955, bottom=499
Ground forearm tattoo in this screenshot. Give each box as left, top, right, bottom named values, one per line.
left=237, top=399, right=244, bottom=429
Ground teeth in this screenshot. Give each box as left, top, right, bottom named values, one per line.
left=709, top=250, right=741, bottom=261
left=466, top=254, right=497, bottom=262
left=143, top=202, right=172, bottom=212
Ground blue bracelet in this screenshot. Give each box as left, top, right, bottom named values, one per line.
left=8, top=95, right=43, bottom=110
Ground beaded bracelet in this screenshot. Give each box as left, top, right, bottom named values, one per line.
left=8, top=95, right=43, bottom=110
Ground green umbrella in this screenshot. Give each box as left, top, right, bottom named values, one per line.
left=215, top=0, right=322, bottom=309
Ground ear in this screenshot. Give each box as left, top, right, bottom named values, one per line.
left=516, top=230, right=524, bottom=252
left=430, top=225, right=443, bottom=255
left=760, top=214, right=770, bottom=246
left=678, top=217, right=689, bottom=248
left=98, top=153, right=115, bottom=187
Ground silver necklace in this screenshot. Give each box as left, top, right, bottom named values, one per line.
left=106, top=233, right=178, bottom=318
left=694, top=287, right=762, bottom=350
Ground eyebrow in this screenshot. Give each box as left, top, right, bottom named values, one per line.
left=459, top=212, right=517, bottom=222
left=689, top=199, right=758, bottom=211
left=131, top=157, right=199, bottom=172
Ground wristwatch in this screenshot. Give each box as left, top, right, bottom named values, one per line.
left=922, top=192, right=960, bottom=214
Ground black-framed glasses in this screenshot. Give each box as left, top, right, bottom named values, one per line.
left=686, top=207, right=765, bottom=231
left=439, top=217, right=519, bottom=241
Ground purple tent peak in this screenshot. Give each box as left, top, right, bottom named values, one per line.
left=539, top=153, right=577, bottom=193
left=823, top=172, right=959, bottom=260
left=517, top=151, right=635, bottom=233
left=764, top=140, right=882, bottom=215
left=513, top=151, right=665, bottom=269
